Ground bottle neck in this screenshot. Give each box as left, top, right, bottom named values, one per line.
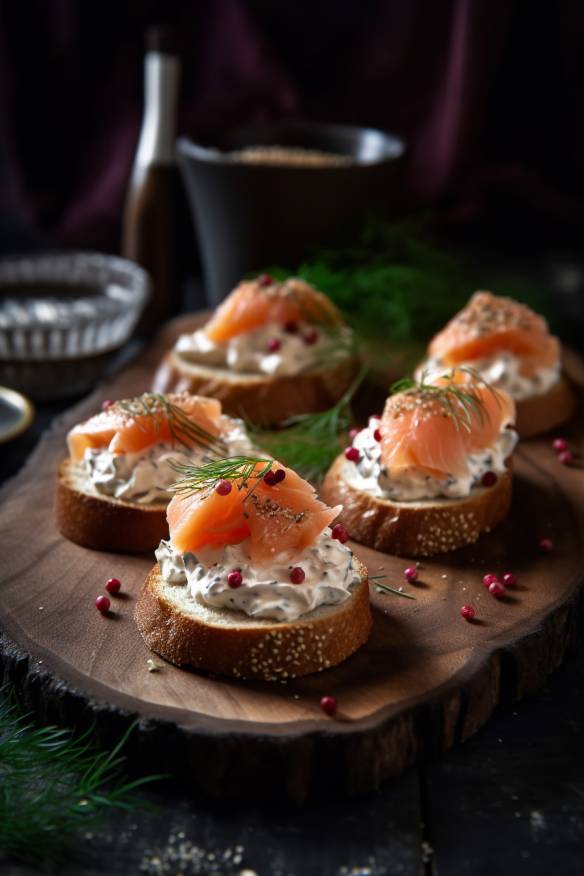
left=136, top=51, right=180, bottom=167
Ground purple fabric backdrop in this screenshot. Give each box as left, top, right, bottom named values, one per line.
left=1, top=0, right=583, bottom=253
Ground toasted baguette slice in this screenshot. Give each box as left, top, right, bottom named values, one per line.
left=515, top=375, right=576, bottom=438
left=135, top=558, right=372, bottom=681
left=321, top=455, right=512, bottom=557
left=152, top=350, right=358, bottom=427
left=55, top=459, right=168, bottom=553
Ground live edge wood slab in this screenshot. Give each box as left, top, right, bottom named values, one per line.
left=1, top=315, right=583, bottom=802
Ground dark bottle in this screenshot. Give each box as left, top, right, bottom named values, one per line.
left=122, top=29, right=182, bottom=336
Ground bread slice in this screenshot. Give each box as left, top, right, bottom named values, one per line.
left=135, top=558, right=372, bottom=680
left=321, top=455, right=512, bottom=557
left=515, top=375, right=576, bottom=438
left=152, top=349, right=358, bottom=427
left=55, top=458, right=168, bottom=553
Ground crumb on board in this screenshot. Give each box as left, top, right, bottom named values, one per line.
left=147, top=658, right=163, bottom=673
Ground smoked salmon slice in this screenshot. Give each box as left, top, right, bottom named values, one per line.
left=204, top=277, right=343, bottom=343
left=67, top=394, right=223, bottom=462
left=379, top=377, right=515, bottom=482
left=428, top=291, right=559, bottom=377
left=167, top=461, right=341, bottom=564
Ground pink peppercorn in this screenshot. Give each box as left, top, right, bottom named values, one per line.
left=344, top=446, right=360, bottom=462
left=215, top=480, right=232, bottom=496
left=559, top=450, right=574, bottom=466
left=460, top=604, right=476, bottom=621
left=320, top=695, right=337, bottom=716
left=488, top=580, right=506, bottom=598
left=95, top=595, right=110, bottom=614
left=227, top=569, right=242, bottom=588
left=105, top=577, right=121, bottom=595
left=331, top=523, right=348, bottom=543
left=290, top=567, right=305, bottom=584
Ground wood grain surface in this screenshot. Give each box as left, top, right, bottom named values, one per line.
left=0, top=315, right=583, bottom=800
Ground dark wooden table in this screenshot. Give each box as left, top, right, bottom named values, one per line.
left=2, top=387, right=584, bottom=876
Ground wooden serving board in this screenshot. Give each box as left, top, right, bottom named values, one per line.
left=1, top=315, right=583, bottom=801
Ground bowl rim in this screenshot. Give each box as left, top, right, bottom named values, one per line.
left=0, top=249, right=150, bottom=286
left=0, top=249, right=151, bottom=347
left=177, top=121, right=406, bottom=169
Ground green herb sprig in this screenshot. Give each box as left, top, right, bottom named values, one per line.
left=261, top=215, right=550, bottom=347
left=116, top=393, right=226, bottom=455
left=370, top=575, right=417, bottom=600
left=169, top=455, right=273, bottom=496
left=250, top=366, right=367, bottom=482
left=0, top=690, right=162, bottom=864
left=390, top=367, right=501, bottom=433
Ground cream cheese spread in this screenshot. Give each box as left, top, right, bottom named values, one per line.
left=155, top=530, right=359, bottom=622
left=175, top=322, right=352, bottom=377
left=345, top=417, right=518, bottom=502
left=82, top=419, right=253, bottom=504
left=418, top=353, right=560, bottom=402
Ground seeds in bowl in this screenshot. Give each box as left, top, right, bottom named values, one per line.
left=228, top=145, right=354, bottom=167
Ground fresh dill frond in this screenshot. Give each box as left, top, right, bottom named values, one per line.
left=388, top=376, right=417, bottom=394
left=116, top=393, right=226, bottom=455
left=389, top=366, right=501, bottom=433
left=169, top=455, right=273, bottom=496
left=257, top=215, right=551, bottom=348
left=250, top=366, right=367, bottom=482
left=370, top=576, right=417, bottom=600
left=0, top=690, right=162, bottom=864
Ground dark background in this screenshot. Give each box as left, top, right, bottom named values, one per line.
left=1, top=0, right=584, bottom=257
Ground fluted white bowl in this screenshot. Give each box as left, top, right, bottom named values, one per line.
left=0, top=252, right=150, bottom=399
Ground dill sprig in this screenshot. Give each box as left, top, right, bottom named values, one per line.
left=259, top=215, right=550, bottom=347
left=250, top=366, right=367, bottom=482
left=0, top=690, right=162, bottom=864
left=390, top=367, right=501, bottom=433
left=116, top=393, right=226, bottom=455
left=169, top=455, right=273, bottom=496
left=370, top=575, right=417, bottom=600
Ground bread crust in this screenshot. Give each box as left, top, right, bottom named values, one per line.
left=515, top=375, right=576, bottom=438
left=55, top=459, right=168, bottom=553
left=321, top=455, right=513, bottom=557
left=135, top=559, right=372, bottom=681
left=152, top=349, right=358, bottom=427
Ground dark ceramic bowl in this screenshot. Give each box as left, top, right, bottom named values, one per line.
left=177, top=122, right=405, bottom=304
